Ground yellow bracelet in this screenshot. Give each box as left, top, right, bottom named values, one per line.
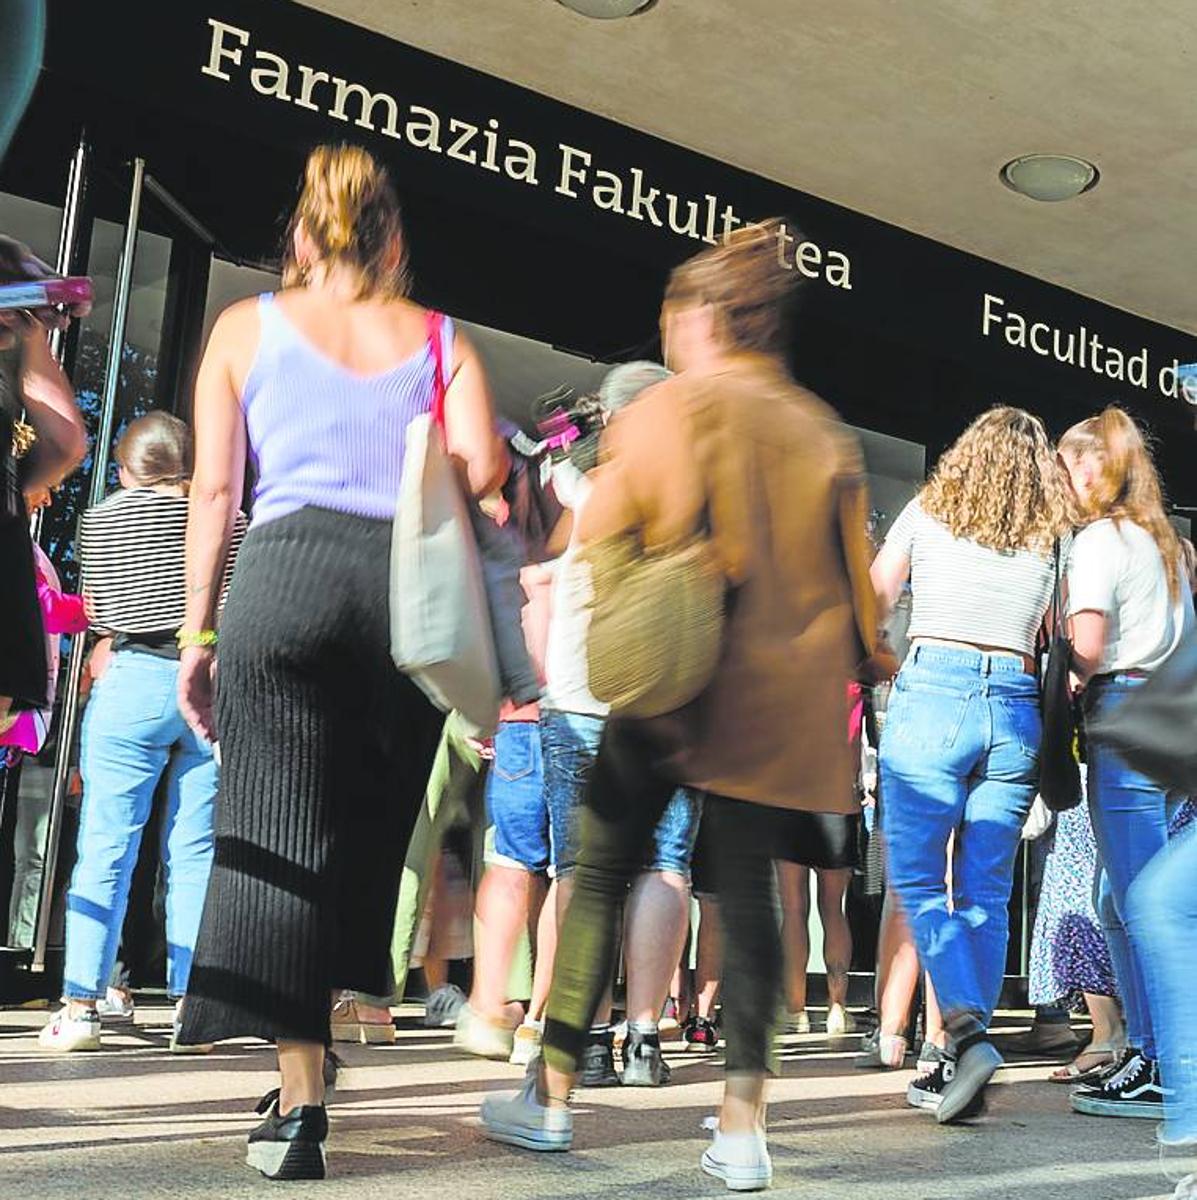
left=176, top=629, right=218, bottom=649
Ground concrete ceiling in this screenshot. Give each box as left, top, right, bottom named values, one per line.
left=295, top=0, right=1197, bottom=333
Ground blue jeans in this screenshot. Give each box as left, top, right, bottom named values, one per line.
left=1129, top=821, right=1197, bottom=1144
left=1084, top=674, right=1172, bottom=1060
left=540, top=709, right=701, bottom=878
left=486, top=720, right=548, bottom=872
left=64, top=652, right=217, bottom=1000
left=881, top=646, right=1040, bottom=1034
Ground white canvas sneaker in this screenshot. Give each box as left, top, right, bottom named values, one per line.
left=38, top=1005, right=101, bottom=1052
left=509, top=1021, right=543, bottom=1067
left=701, top=1128, right=773, bottom=1192
left=95, top=988, right=135, bottom=1022
left=480, top=1068, right=573, bottom=1152
left=454, top=1003, right=516, bottom=1060
left=825, top=1004, right=856, bottom=1037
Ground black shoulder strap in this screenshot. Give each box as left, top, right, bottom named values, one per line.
left=1052, top=538, right=1064, bottom=627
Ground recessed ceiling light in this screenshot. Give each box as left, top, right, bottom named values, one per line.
left=555, top=0, right=658, bottom=17
left=1000, top=154, right=1100, bottom=202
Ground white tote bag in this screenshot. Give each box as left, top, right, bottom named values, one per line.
left=390, top=313, right=501, bottom=736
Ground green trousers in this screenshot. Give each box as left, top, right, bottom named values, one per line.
left=358, top=712, right=488, bottom=1006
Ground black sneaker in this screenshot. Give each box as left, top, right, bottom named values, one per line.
left=937, top=1036, right=1002, bottom=1124
left=621, top=1031, right=672, bottom=1087
left=1070, top=1053, right=1169, bottom=1119
left=247, top=1090, right=329, bottom=1180
left=580, top=1031, right=621, bottom=1088
left=917, top=1040, right=947, bottom=1075
left=1074, top=1045, right=1137, bottom=1093
left=907, top=1056, right=955, bottom=1111
left=683, top=1015, right=720, bottom=1053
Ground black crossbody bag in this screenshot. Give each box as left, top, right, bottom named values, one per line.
left=1086, top=614, right=1197, bottom=795
left=1038, top=540, right=1083, bottom=812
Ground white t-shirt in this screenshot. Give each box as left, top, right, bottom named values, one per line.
left=1067, top=518, right=1194, bottom=674
left=884, top=497, right=1059, bottom=657
left=542, top=465, right=608, bottom=717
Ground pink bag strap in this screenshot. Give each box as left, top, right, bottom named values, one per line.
left=426, top=310, right=447, bottom=430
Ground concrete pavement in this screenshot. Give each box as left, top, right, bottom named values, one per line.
left=0, top=1005, right=1181, bottom=1199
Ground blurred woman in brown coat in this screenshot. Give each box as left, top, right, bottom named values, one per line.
left=481, top=222, right=876, bottom=1191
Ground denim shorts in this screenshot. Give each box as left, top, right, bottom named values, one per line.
left=540, top=709, right=702, bottom=878
left=485, top=720, right=549, bottom=873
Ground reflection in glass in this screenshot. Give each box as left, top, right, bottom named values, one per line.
left=44, top=222, right=172, bottom=589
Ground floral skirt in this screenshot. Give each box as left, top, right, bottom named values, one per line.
left=1028, top=797, right=1117, bottom=1006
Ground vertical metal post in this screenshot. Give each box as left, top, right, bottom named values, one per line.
left=47, top=137, right=89, bottom=363
left=32, top=158, right=145, bottom=972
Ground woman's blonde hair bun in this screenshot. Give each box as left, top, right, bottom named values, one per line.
left=283, top=144, right=410, bottom=299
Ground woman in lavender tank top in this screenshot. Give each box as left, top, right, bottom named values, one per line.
left=174, top=145, right=505, bottom=1179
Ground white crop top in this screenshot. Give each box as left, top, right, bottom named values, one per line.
left=884, top=498, right=1059, bottom=657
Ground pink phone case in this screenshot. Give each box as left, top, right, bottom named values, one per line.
left=0, top=276, right=93, bottom=312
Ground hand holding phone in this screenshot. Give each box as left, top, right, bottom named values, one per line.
left=0, top=235, right=93, bottom=348
left=0, top=277, right=93, bottom=314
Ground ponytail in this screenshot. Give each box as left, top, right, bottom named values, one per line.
left=281, top=144, right=409, bottom=300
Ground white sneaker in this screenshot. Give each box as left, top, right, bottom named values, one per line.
left=784, top=1010, right=811, bottom=1035
left=1174, top=1174, right=1196, bottom=1199
left=509, top=1021, right=543, bottom=1067
left=701, top=1129, right=773, bottom=1192
left=39, top=1005, right=101, bottom=1052
left=95, top=988, right=135, bottom=1022
left=424, top=983, right=467, bottom=1029
left=480, top=1068, right=573, bottom=1152
left=454, top=1003, right=515, bottom=1060
left=825, top=1005, right=856, bottom=1037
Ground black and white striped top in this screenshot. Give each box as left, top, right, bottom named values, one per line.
left=885, top=497, right=1061, bottom=657
left=79, top=488, right=245, bottom=635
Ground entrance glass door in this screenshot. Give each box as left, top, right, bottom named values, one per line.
left=0, top=153, right=217, bottom=1000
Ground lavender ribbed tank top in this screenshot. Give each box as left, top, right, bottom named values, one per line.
left=241, top=294, right=453, bottom=527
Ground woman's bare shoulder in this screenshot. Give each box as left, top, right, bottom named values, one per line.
left=209, top=294, right=262, bottom=346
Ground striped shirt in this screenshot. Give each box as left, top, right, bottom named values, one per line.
left=79, top=488, right=245, bottom=635
left=884, top=497, right=1060, bottom=657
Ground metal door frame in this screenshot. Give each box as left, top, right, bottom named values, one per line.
left=31, top=156, right=146, bottom=970
left=26, top=154, right=229, bottom=976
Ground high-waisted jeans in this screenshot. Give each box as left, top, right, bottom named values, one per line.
left=1084, top=674, right=1172, bottom=1061
left=542, top=719, right=782, bottom=1077
left=65, top=651, right=217, bottom=1000
left=881, top=645, right=1040, bottom=1039
left=1128, top=820, right=1197, bottom=1144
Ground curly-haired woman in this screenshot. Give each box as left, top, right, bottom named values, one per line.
left=870, top=407, right=1073, bottom=1123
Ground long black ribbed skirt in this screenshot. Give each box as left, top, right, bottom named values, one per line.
left=179, top=506, right=443, bottom=1046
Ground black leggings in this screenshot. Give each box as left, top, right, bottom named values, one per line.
left=543, top=719, right=783, bottom=1076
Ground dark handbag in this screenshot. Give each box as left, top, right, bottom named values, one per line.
left=1086, top=627, right=1197, bottom=794
left=1038, top=541, right=1083, bottom=812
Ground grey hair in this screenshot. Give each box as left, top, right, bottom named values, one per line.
left=597, top=360, right=672, bottom=414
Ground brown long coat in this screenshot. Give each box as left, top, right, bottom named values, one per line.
left=578, top=354, right=877, bottom=813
